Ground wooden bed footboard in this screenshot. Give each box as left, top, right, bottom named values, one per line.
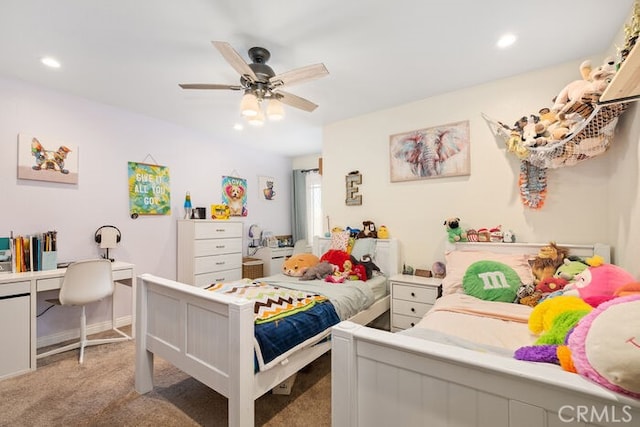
left=332, top=321, right=640, bottom=427
left=135, top=273, right=256, bottom=426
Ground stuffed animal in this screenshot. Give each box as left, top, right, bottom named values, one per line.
left=515, top=295, right=640, bottom=398
left=536, top=277, right=569, bottom=295
left=357, top=220, right=377, bottom=238
left=377, top=225, right=389, bottom=239
left=562, top=263, right=635, bottom=307
left=444, top=217, right=467, bottom=243
left=502, top=229, right=515, bottom=243
left=554, top=258, right=588, bottom=281
left=551, top=58, right=616, bottom=115
left=320, top=249, right=356, bottom=273
left=565, top=295, right=640, bottom=398
left=528, top=242, right=569, bottom=285
left=299, top=261, right=335, bottom=281
left=282, top=253, right=320, bottom=277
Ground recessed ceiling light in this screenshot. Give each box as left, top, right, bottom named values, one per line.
left=233, top=123, right=243, bottom=131
left=41, top=56, right=61, bottom=68
left=496, top=33, right=517, bottom=49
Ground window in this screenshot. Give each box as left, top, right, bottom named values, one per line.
left=305, top=171, right=322, bottom=244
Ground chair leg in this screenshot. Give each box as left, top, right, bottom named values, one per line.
left=79, top=306, right=87, bottom=364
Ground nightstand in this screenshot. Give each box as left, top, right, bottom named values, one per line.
left=389, top=274, right=442, bottom=332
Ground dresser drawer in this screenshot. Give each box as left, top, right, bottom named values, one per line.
left=392, top=284, right=438, bottom=304
left=193, top=222, right=242, bottom=239
left=194, top=238, right=242, bottom=256
left=195, top=253, right=242, bottom=274
left=194, top=268, right=242, bottom=287
left=392, top=313, right=422, bottom=330
left=392, top=298, right=432, bottom=318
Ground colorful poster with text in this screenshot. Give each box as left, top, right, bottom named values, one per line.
left=128, top=162, right=171, bottom=215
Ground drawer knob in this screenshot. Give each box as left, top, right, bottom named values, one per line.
left=411, top=307, right=416, bottom=313
left=216, top=245, right=225, bottom=248
left=410, top=322, right=415, bottom=327
left=216, top=261, right=225, bottom=265
left=411, top=292, right=415, bottom=297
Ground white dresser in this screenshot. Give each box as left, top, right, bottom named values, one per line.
left=177, top=220, right=243, bottom=287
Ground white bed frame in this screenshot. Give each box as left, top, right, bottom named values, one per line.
left=332, top=242, right=640, bottom=427
left=135, top=238, right=399, bottom=427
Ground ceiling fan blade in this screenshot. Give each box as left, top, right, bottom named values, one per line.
left=179, top=83, right=243, bottom=90
left=270, top=63, right=329, bottom=88
left=211, top=41, right=257, bottom=82
left=276, top=90, right=318, bottom=112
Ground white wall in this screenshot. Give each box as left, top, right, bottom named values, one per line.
left=322, top=57, right=639, bottom=275
left=0, top=77, right=293, bottom=339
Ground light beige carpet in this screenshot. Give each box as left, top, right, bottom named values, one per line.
left=0, top=331, right=331, bottom=426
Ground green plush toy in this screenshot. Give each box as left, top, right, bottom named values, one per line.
left=554, top=258, right=588, bottom=281
left=444, top=217, right=467, bottom=243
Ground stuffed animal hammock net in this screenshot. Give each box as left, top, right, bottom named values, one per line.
left=484, top=103, right=628, bottom=209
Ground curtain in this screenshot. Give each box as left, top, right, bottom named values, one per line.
left=291, top=169, right=307, bottom=243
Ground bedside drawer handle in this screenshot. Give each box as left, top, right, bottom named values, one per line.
left=410, top=322, right=415, bottom=327
left=216, top=261, right=226, bottom=265
left=411, top=292, right=416, bottom=297
left=216, top=228, right=225, bottom=232
left=216, top=245, right=225, bottom=249
left=411, top=307, right=416, bottom=313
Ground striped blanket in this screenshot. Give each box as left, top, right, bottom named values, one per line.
left=207, top=279, right=328, bottom=324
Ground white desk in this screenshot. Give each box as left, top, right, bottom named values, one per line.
left=0, top=261, right=135, bottom=379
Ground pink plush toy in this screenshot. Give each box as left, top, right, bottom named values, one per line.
left=568, top=295, right=640, bottom=398
left=563, top=264, right=635, bottom=307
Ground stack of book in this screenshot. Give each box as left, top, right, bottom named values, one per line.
left=1, top=231, right=58, bottom=273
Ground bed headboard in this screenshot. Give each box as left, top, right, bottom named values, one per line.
left=313, top=237, right=400, bottom=277
left=452, top=241, right=611, bottom=263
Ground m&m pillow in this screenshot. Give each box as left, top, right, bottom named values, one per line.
left=463, top=260, right=521, bottom=302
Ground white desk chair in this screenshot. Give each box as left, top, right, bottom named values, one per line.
left=37, top=259, right=130, bottom=364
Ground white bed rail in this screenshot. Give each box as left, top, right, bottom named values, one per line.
left=332, top=321, right=639, bottom=427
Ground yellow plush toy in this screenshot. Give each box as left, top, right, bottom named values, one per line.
left=377, top=225, right=389, bottom=239
left=282, top=253, right=320, bottom=277
left=527, top=295, right=591, bottom=335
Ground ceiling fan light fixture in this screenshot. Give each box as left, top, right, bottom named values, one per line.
left=247, top=109, right=265, bottom=126
left=240, top=92, right=260, bottom=117
left=266, top=98, right=285, bottom=121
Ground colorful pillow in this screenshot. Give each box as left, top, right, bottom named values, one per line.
left=350, top=238, right=376, bottom=261
left=330, top=231, right=350, bottom=251
left=463, top=260, right=521, bottom=302
left=441, top=250, right=534, bottom=296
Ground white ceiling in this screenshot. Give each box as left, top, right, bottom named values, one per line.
left=0, top=1, right=634, bottom=157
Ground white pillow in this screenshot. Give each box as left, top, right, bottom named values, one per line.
left=441, top=250, right=534, bottom=296
left=351, top=238, right=377, bottom=261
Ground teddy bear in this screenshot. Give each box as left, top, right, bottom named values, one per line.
left=357, top=220, right=377, bottom=238
left=551, top=57, right=616, bottom=115
left=444, top=217, right=467, bottom=243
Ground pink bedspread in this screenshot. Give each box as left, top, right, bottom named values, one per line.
left=413, top=293, right=536, bottom=351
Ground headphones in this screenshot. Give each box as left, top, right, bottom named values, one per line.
left=94, top=225, right=122, bottom=244
left=248, top=224, right=262, bottom=238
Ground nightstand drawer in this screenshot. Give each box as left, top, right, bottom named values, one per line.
left=392, top=284, right=438, bottom=304
left=392, top=313, right=422, bottom=330
left=392, top=299, right=432, bottom=318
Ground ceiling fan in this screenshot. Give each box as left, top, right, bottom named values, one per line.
left=179, top=41, right=329, bottom=124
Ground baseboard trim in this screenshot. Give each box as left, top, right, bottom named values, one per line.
left=37, top=315, right=132, bottom=349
